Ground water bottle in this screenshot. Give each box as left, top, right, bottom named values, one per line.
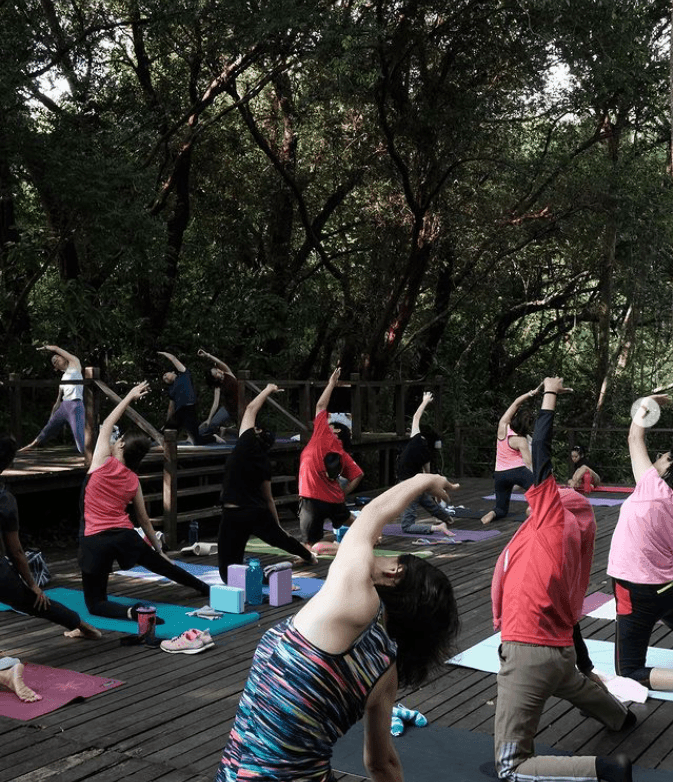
left=188, top=520, right=199, bottom=545
left=246, top=558, right=264, bottom=605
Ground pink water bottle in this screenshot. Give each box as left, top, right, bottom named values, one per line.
left=136, top=606, right=157, bottom=640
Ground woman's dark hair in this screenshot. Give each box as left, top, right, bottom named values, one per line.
left=661, top=452, right=673, bottom=489
left=375, top=554, right=460, bottom=688
left=123, top=433, right=151, bottom=473
left=257, top=428, right=276, bottom=451
left=571, top=444, right=586, bottom=459
left=331, top=423, right=352, bottom=451
left=0, top=435, right=18, bottom=473
left=510, top=408, right=534, bottom=437
left=204, top=370, right=221, bottom=388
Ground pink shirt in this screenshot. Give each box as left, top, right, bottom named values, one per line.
left=492, top=476, right=595, bottom=646
left=84, top=456, right=139, bottom=536
left=608, top=467, right=673, bottom=584
left=494, top=427, right=526, bottom=471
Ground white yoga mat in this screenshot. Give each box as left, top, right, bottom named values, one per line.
left=447, top=632, right=673, bottom=702
left=587, top=597, right=617, bottom=620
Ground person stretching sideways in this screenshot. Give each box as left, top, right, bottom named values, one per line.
left=397, top=392, right=458, bottom=537
left=20, top=344, right=85, bottom=453
left=492, top=377, right=635, bottom=782
left=79, top=382, right=209, bottom=621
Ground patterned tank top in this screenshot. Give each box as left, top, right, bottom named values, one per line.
left=216, top=606, right=397, bottom=782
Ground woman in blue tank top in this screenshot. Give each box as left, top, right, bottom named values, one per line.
left=216, top=473, right=460, bottom=782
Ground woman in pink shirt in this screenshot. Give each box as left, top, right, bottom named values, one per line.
left=79, top=382, right=209, bottom=621
left=607, top=393, right=673, bottom=690
left=482, top=388, right=539, bottom=525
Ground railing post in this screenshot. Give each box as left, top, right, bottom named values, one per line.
left=9, top=373, right=21, bottom=445
left=453, top=424, right=463, bottom=479
left=84, top=367, right=100, bottom=468
left=299, top=381, right=311, bottom=442
left=395, top=382, right=406, bottom=436
left=433, top=376, right=443, bottom=436
left=163, top=429, right=178, bottom=549
left=350, top=373, right=362, bottom=441
left=369, top=383, right=378, bottom=432
left=237, top=371, right=250, bottom=422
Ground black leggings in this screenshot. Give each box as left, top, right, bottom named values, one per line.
left=81, top=540, right=209, bottom=620
left=218, top=506, right=313, bottom=582
left=491, top=466, right=534, bottom=520
left=0, top=557, right=81, bottom=631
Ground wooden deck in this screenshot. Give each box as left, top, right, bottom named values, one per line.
left=2, top=477, right=673, bottom=781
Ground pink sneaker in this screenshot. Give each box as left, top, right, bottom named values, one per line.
left=160, top=629, right=214, bottom=654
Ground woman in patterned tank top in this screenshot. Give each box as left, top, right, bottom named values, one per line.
left=216, top=473, right=460, bottom=782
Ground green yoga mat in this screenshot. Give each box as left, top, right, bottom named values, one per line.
left=244, top=540, right=432, bottom=559
left=332, top=722, right=670, bottom=781
left=43, top=587, right=260, bottom=639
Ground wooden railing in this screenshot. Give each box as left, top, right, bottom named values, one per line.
left=7, top=369, right=446, bottom=547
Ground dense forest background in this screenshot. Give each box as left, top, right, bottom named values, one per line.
left=3, top=0, right=673, bottom=445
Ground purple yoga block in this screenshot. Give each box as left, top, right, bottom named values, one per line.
left=228, top=564, right=248, bottom=602
left=269, top=568, right=293, bottom=606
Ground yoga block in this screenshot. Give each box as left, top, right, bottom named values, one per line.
left=227, top=564, right=248, bottom=601
left=211, top=585, right=244, bottom=614
left=269, top=568, right=293, bottom=606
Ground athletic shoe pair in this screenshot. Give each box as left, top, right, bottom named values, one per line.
left=160, top=628, right=214, bottom=654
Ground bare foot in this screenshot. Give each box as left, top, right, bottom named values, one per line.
left=431, top=523, right=455, bottom=537
left=64, top=622, right=102, bottom=640
left=481, top=511, right=496, bottom=525
left=0, top=663, right=41, bottom=702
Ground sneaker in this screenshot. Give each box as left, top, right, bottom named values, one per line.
left=160, top=629, right=214, bottom=655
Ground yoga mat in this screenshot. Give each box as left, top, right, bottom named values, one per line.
left=587, top=597, right=616, bottom=620
left=244, top=539, right=432, bottom=559
left=483, top=493, right=625, bottom=507
left=0, top=663, right=123, bottom=721
left=581, top=591, right=613, bottom=616
left=114, top=564, right=324, bottom=600
left=43, top=587, right=259, bottom=639
left=447, top=632, right=673, bottom=702
left=332, top=721, right=669, bottom=782
left=381, top=524, right=501, bottom=543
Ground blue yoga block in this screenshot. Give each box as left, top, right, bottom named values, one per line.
left=211, top=585, right=245, bottom=614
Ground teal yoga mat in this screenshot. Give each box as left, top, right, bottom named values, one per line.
left=332, top=722, right=669, bottom=781
left=43, top=587, right=260, bottom=638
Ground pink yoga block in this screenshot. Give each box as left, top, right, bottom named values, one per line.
left=269, top=568, right=293, bottom=606
left=211, top=585, right=244, bottom=614
left=227, top=564, right=248, bottom=601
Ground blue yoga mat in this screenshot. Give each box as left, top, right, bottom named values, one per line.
left=42, top=587, right=260, bottom=639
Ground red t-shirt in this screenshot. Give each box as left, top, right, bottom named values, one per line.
left=491, top=475, right=595, bottom=646
left=298, top=410, right=363, bottom=503
left=84, top=456, right=139, bottom=535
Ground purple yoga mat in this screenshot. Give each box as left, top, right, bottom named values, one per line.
left=0, top=663, right=123, bottom=721
left=381, top=524, right=501, bottom=542
left=483, top=493, right=625, bottom=507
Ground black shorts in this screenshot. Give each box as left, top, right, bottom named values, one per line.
left=298, top=498, right=351, bottom=544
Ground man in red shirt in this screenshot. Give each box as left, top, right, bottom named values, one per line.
left=298, top=367, right=363, bottom=547
left=491, top=377, right=634, bottom=782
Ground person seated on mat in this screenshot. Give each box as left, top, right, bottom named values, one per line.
left=0, top=657, right=41, bottom=702
left=492, top=377, right=635, bottom=782
left=298, top=367, right=363, bottom=551
left=607, top=393, right=673, bottom=692
left=159, top=351, right=224, bottom=446
left=217, top=382, right=317, bottom=582
left=0, top=435, right=100, bottom=640
left=397, top=391, right=458, bottom=537
left=19, top=344, right=85, bottom=454
left=79, top=381, right=210, bottom=621
left=481, top=386, right=539, bottom=525
left=197, top=348, right=239, bottom=437
left=568, top=444, right=601, bottom=491
left=215, top=472, right=460, bottom=782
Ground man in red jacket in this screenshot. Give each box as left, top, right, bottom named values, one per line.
left=491, top=377, right=635, bottom=782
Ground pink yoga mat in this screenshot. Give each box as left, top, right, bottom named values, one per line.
left=581, top=591, right=612, bottom=616
left=0, top=663, right=123, bottom=721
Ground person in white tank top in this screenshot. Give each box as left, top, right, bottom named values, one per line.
left=19, top=344, right=86, bottom=454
